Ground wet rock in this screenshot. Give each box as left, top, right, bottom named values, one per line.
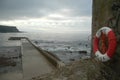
left=34, top=41, right=38, bottom=44
left=78, top=51, right=87, bottom=54
left=67, top=46, right=71, bottom=49
left=69, top=59, right=75, bottom=61
left=79, top=43, right=82, bottom=45
left=85, top=44, right=88, bottom=47
left=69, top=51, right=72, bottom=53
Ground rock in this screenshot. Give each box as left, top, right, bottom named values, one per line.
left=31, top=59, right=120, bottom=80
left=67, top=46, right=71, bottom=49
left=69, top=59, right=75, bottom=61
left=79, top=51, right=87, bottom=54
left=34, top=41, right=38, bottom=44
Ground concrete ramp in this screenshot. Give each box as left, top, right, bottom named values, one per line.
left=3, top=37, right=65, bottom=80
left=22, top=40, right=54, bottom=79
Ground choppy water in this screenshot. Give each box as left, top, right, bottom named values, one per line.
left=0, top=32, right=91, bottom=63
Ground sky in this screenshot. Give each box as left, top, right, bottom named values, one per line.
left=0, top=0, right=92, bottom=33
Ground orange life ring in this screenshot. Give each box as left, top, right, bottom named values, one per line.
left=93, top=27, right=117, bottom=62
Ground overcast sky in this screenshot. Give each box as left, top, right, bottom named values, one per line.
left=0, top=0, right=92, bottom=33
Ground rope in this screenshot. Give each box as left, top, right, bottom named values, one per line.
left=99, top=32, right=108, bottom=54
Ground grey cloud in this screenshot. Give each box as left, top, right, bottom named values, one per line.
left=0, top=0, right=92, bottom=20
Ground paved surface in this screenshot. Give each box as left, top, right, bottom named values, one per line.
left=22, top=40, right=54, bottom=80
left=0, top=46, right=23, bottom=80
left=0, top=40, right=55, bottom=80
left=0, top=72, right=23, bottom=80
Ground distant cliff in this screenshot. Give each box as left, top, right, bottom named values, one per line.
left=0, top=25, right=20, bottom=33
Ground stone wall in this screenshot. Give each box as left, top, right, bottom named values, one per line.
left=92, top=0, right=120, bottom=75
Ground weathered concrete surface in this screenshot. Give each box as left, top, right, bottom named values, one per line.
left=0, top=38, right=58, bottom=80
left=92, top=0, right=120, bottom=76
left=0, top=72, right=23, bottom=80
left=0, top=46, right=23, bottom=80
left=22, top=40, right=55, bottom=80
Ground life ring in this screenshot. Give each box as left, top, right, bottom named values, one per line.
left=93, top=27, right=117, bottom=62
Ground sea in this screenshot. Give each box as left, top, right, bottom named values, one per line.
left=0, top=32, right=91, bottom=63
